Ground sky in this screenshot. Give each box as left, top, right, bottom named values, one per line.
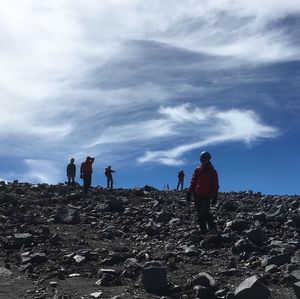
left=0, top=0, right=299, bottom=195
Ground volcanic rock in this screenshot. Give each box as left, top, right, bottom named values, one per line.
left=246, top=227, right=266, bottom=246
left=54, top=206, right=81, bottom=224
left=234, top=275, right=271, bottom=299
left=293, top=281, right=300, bottom=299
left=142, top=261, right=168, bottom=293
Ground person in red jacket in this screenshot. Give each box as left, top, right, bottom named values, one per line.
left=186, top=151, right=219, bottom=234
left=80, top=156, right=95, bottom=192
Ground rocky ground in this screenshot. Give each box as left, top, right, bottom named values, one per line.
left=0, top=181, right=299, bottom=299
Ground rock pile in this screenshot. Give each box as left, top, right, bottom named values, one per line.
left=0, top=182, right=299, bottom=298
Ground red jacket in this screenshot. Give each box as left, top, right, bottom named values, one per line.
left=188, top=163, right=219, bottom=199
left=80, top=159, right=94, bottom=176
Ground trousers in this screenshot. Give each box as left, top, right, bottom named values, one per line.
left=194, top=198, right=215, bottom=233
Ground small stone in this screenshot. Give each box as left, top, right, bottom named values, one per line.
left=265, top=264, right=279, bottom=274
left=73, top=255, right=86, bottom=263
left=90, top=291, right=103, bottom=298
left=68, top=273, right=81, bottom=277
left=49, top=281, right=58, bottom=287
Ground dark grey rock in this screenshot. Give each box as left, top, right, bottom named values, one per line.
left=142, top=261, right=168, bottom=293
left=265, top=264, right=279, bottom=274
left=253, top=212, right=267, bottom=223
left=292, top=214, right=300, bottom=227
left=54, top=206, right=80, bottom=224
left=30, top=253, right=47, bottom=264
left=194, top=285, right=216, bottom=299
left=227, top=219, right=249, bottom=232
left=232, top=238, right=253, bottom=254
left=246, top=228, right=265, bottom=246
left=293, top=281, right=300, bottom=299
left=108, top=198, right=124, bottom=212
left=188, top=272, right=216, bottom=288
left=234, top=275, right=271, bottom=299
left=266, top=205, right=286, bottom=221
left=155, top=211, right=172, bottom=223
left=14, top=233, right=33, bottom=248
left=261, top=253, right=291, bottom=267
left=291, top=270, right=300, bottom=281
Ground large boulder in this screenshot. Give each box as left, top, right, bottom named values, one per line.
left=246, top=228, right=266, bottom=246
left=54, top=206, right=81, bottom=224
left=142, top=261, right=168, bottom=293
left=234, top=276, right=271, bottom=299
left=293, top=281, right=300, bottom=299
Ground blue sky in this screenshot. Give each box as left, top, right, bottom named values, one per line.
left=0, top=1, right=299, bottom=195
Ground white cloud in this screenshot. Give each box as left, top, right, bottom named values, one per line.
left=21, top=159, right=61, bottom=184
left=137, top=105, right=279, bottom=165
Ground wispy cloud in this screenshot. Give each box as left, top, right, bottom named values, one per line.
left=21, top=159, right=61, bottom=184
left=138, top=105, right=279, bottom=165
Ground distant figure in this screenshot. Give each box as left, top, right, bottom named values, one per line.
left=80, top=156, right=95, bottom=192
left=177, top=170, right=185, bottom=191
left=66, top=158, right=76, bottom=186
left=186, top=151, right=219, bottom=235
left=105, top=165, right=115, bottom=189
left=163, top=183, right=170, bottom=191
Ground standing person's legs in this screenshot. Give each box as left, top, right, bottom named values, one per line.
left=111, top=178, right=113, bottom=189
left=107, top=178, right=110, bottom=188
left=83, top=176, right=88, bottom=192
left=195, top=199, right=207, bottom=233
left=204, top=199, right=215, bottom=230
left=180, top=180, right=184, bottom=191
left=177, top=181, right=180, bottom=190
left=87, top=175, right=92, bottom=189
left=83, top=175, right=91, bottom=192
left=200, top=199, right=215, bottom=231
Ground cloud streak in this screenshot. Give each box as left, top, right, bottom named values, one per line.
left=85, top=103, right=279, bottom=166
left=138, top=105, right=278, bottom=165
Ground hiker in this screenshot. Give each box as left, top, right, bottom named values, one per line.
left=177, top=170, right=185, bottom=190
left=66, top=158, right=76, bottom=186
left=186, top=151, right=219, bottom=234
left=104, top=165, right=115, bottom=189
left=80, top=156, right=95, bottom=192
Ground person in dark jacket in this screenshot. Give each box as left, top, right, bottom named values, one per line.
left=186, top=151, right=219, bottom=234
left=105, top=165, right=115, bottom=189
left=80, top=156, right=95, bottom=192
left=66, top=158, right=76, bottom=186
left=177, top=170, right=185, bottom=190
